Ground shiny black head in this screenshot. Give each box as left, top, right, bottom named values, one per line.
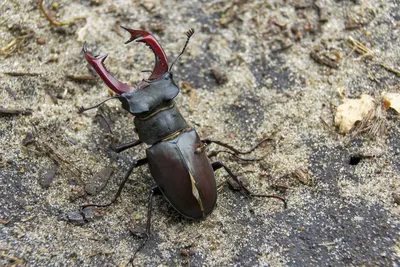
left=119, top=72, right=179, bottom=115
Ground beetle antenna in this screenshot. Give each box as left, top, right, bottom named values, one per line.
left=78, top=96, right=120, bottom=113
left=169, top=28, right=195, bottom=71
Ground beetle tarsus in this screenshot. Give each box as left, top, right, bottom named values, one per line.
left=128, top=232, right=149, bottom=266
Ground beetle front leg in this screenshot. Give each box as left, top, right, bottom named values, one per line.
left=82, top=158, right=148, bottom=208
left=128, top=186, right=162, bottom=266
left=211, top=162, right=287, bottom=208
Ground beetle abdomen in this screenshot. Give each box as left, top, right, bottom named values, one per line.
left=146, top=129, right=217, bottom=220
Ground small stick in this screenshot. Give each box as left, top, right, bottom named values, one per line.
left=0, top=34, right=34, bottom=55
left=38, top=0, right=85, bottom=26
left=380, top=63, right=400, bottom=77
left=3, top=72, right=40, bottom=77
left=0, top=107, right=32, bottom=116
left=66, top=74, right=99, bottom=81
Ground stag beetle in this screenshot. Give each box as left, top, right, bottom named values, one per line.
left=80, top=26, right=285, bottom=262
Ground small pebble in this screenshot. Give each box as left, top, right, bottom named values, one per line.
left=67, top=211, right=85, bottom=226
left=39, top=165, right=57, bottom=189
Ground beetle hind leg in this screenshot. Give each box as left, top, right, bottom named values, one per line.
left=211, top=161, right=287, bottom=208
left=128, top=186, right=162, bottom=265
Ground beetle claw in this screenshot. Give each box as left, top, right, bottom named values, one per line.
left=82, top=43, right=136, bottom=95
left=120, top=26, right=168, bottom=80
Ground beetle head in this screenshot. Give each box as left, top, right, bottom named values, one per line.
left=82, top=27, right=193, bottom=115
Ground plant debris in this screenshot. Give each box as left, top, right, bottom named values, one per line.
left=66, top=74, right=99, bottom=82
left=210, top=68, right=228, bottom=85
left=380, top=64, right=400, bottom=77
left=39, top=0, right=86, bottom=26
left=0, top=33, right=34, bottom=57
left=347, top=37, right=375, bottom=59
left=0, top=107, right=33, bottom=116
left=310, top=44, right=340, bottom=69
left=335, top=94, right=375, bottom=133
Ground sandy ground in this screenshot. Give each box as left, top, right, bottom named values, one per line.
left=1, top=0, right=400, bottom=266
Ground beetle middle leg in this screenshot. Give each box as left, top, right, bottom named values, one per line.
left=203, top=137, right=274, bottom=160
left=82, top=158, right=148, bottom=208
left=211, top=161, right=287, bottom=208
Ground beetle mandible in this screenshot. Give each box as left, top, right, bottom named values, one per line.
left=80, top=26, right=286, bottom=261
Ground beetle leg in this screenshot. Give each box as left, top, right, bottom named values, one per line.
left=211, top=162, right=287, bottom=208
left=112, top=140, right=143, bottom=153
left=204, top=137, right=274, bottom=157
left=128, top=186, right=161, bottom=265
left=81, top=158, right=148, bottom=209
left=83, top=42, right=136, bottom=95
left=120, top=26, right=168, bottom=81
left=207, top=149, right=261, bottom=162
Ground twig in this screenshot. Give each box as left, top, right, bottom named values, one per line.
left=380, top=63, right=400, bottom=77
left=0, top=107, right=32, bottom=116
left=66, top=74, right=99, bottom=81
left=0, top=33, right=34, bottom=56
left=38, top=0, right=85, bottom=26
left=0, top=217, right=11, bottom=225
left=3, top=71, right=40, bottom=76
